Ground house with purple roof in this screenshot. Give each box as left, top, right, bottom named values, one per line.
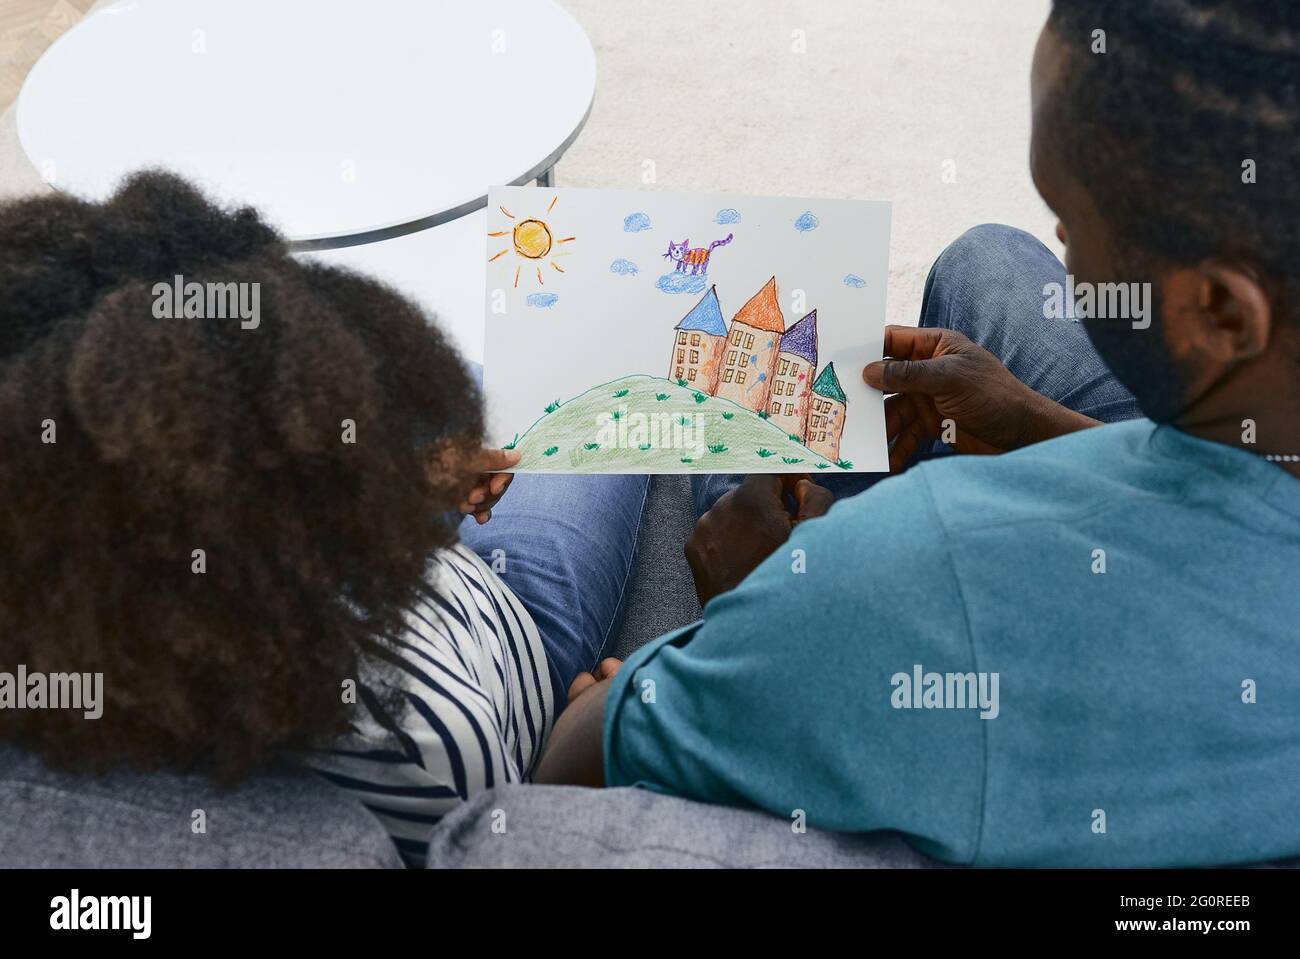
left=767, top=309, right=818, bottom=439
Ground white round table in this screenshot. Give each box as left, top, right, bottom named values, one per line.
left=16, top=0, right=596, bottom=248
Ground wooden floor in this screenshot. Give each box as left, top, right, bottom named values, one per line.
left=0, top=0, right=96, bottom=111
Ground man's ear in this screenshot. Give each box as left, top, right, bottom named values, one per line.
left=1162, top=260, right=1273, bottom=366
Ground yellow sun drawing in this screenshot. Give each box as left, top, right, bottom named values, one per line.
left=487, top=194, right=576, bottom=288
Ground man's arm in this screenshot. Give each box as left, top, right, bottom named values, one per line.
left=533, top=677, right=610, bottom=786
left=535, top=476, right=833, bottom=786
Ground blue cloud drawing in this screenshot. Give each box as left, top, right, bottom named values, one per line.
left=843, top=273, right=867, bottom=288
left=655, top=272, right=708, bottom=295
left=610, top=258, right=639, bottom=276
left=715, top=207, right=742, bottom=225
left=526, top=292, right=560, bottom=309
left=794, top=211, right=820, bottom=233
left=624, top=212, right=652, bottom=232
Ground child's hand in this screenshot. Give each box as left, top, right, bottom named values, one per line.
left=567, top=658, right=623, bottom=705
left=457, top=448, right=521, bottom=524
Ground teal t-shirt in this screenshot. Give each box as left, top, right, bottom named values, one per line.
left=603, top=420, right=1300, bottom=867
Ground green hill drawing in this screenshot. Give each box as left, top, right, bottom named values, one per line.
left=506, top=374, right=850, bottom=472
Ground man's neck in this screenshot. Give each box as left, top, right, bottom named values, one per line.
left=1178, top=413, right=1300, bottom=481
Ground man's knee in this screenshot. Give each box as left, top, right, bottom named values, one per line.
left=920, top=225, right=1050, bottom=331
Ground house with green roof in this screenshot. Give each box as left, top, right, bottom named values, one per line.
left=807, top=362, right=847, bottom=461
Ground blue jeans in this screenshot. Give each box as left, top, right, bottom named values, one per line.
left=458, top=362, right=651, bottom=708
left=458, top=474, right=651, bottom=708
left=692, top=224, right=1142, bottom=512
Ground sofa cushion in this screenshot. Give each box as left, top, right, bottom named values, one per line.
left=0, top=745, right=402, bottom=868
left=429, top=784, right=1300, bottom=868
left=427, top=784, right=945, bottom=868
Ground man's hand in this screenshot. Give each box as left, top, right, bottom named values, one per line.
left=453, top=448, right=520, bottom=524
left=684, top=474, right=833, bottom=606
left=862, top=325, right=1100, bottom=472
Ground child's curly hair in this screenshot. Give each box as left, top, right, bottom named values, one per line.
left=0, top=171, right=483, bottom=780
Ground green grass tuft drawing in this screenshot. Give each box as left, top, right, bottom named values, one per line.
left=758, top=410, right=769, bottom=419
left=503, top=434, right=519, bottom=450
left=788, top=434, right=801, bottom=442
left=676, top=379, right=688, bottom=387
left=815, top=462, right=831, bottom=469
left=835, top=458, right=854, bottom=469
left=508, top=375, right=826, bottom=473
left=613, top=389, right=629, bottom=398
left=756, top=448, right=775, bottom=458
left=544, top=399, right=561, bottom=414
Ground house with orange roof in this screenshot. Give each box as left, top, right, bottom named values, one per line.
left=714, top=276, right=784, bottom=414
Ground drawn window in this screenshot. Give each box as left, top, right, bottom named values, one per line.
left=723, top=369, right=734, bottom=383
left=791, top=363, right=800, bottom=376
left=785, top=404, right=794, bottom=416
left=690, top=350, right=700, bottom=363
left=770, top=402, right=780, bottom=414
left=675, top=367, right=684, bottom=379
left=740, top=353, right=748, bottom=365
left=691, top=333, right=701, bottom=346
left=737, top=372, right=747, bottom=384
left=677, top=350, right=685, bottom=363
left=730, top=330, right=741, bottom=345
left=779, top=359, right=789, bottom=375
left=727, top=350, right=737, bottom=365
left=678, top=332, right=687, bottom=344
left=688, top=368, right=697, bottom=382
left=743, top=333, right=755, bottom=349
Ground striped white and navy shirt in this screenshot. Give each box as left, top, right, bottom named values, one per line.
left=308, top=544, right=554, bottom=866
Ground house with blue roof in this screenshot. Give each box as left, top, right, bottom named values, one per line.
left=668, top=285, right=729, bottom=393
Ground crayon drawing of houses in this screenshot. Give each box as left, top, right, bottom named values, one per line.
left=667, top=279, right=847, bottom=454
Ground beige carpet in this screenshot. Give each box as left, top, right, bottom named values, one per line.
left=0, top=0, right=1058, bottom=327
